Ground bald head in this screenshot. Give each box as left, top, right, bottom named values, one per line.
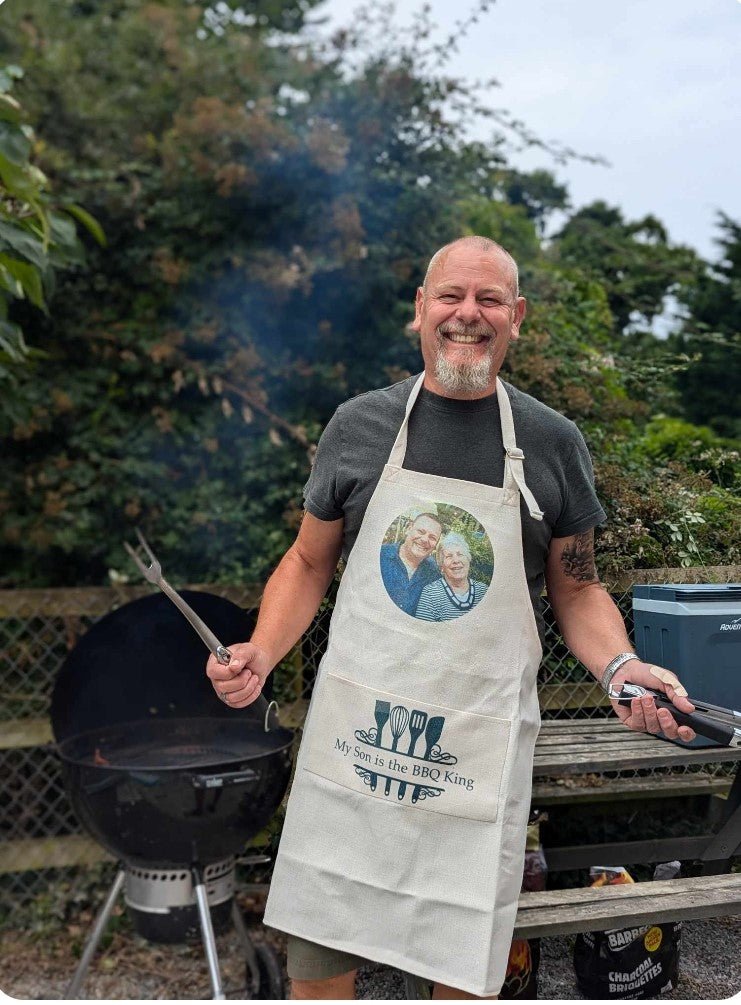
left=422, top=236, right=519, bottom=300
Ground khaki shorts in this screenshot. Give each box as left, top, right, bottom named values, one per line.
left=285, top=933, right=369, bottom=981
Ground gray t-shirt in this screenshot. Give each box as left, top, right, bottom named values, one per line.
left=304, top=375, right=606, bottom=641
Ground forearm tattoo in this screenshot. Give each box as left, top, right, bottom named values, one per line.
left=560, top=530, right=599, bottom=583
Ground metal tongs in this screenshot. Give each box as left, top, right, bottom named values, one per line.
left=124, top=528, right=276, bottom=732
left=609, top=682, right=741, bottom=747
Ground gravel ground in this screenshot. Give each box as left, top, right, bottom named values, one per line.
left=2, top=898, right=740, bottom=1000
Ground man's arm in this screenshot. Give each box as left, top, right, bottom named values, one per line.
left=545, top=529, right=696, bottom=741
left=206, top=512, right=344, bottom=707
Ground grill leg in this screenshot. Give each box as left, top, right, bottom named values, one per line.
left=231, top=900, right=260, bottom=997
left=66, top=867, right=125, bottom=999
left=192, top=865, right=226, bottom=1000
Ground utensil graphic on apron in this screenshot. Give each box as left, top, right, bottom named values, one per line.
left=264, top=374, right=544, bottom=997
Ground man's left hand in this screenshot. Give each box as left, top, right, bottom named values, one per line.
left=609, top=661, right=696, bottom=742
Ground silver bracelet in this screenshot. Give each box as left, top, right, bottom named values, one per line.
left=601, top=652, right=641, bottom=694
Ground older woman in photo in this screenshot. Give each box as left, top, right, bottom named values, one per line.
left=415, top=531, right=488, bottom=621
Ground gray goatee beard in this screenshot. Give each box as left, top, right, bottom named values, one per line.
left=433, top=323, right=496, bottom=394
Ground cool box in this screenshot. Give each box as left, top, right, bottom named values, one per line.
left=632, top=583, right=741, bottom=748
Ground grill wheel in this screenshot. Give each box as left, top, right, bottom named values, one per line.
left=247, top=941, right=286, bottom=999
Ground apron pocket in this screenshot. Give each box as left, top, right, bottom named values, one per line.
left=302, top=672, right=511, bottom=824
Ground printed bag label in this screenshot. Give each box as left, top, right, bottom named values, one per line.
left=303, top=672, right=511, bottom=822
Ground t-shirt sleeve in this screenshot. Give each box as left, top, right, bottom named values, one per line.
left=551, top=424, right=607, bottom=538
left=303, top=408, right=345, bottom=521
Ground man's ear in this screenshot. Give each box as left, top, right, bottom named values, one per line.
left=510, top=297, right=527, bottom=341
left=411, top=287, right=424, bottom=332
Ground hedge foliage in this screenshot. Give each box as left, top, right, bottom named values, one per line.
left=0, top=0, right=738, bottom=588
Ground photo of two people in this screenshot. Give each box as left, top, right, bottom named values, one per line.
left=380, top=504, right=494, bottom=621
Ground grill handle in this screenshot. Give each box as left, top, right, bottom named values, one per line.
left=191, top=767, right=259, bottom=789
left=611, top=683, right=737, bottom=746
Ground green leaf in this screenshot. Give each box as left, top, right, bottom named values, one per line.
left=0, top=263, right=20, bottom=298
left=0, top=151, right=35, bottom=200
left=49, top=211, right=78, bottom=250
left=0, top=254, right=46, bottom=310
left=0, top=220, right=47, bottom=268
left=0, top=94, right=22, bottom=124
left=63, top=204, right=106, bottom=247
left=0, top=319, right=28, bottom=362
left=0, top=120, right=31, bottom=165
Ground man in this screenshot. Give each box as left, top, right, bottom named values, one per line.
left=207, top=236, right=695, bottom=1001
left=416, top=531, right=487, bottom=620
left=380, top=511, right=443, bottom=614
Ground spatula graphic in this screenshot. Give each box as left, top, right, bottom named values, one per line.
left=398, top=709, right=427, bottom=801
left=411, top=715, right=445, bottom=804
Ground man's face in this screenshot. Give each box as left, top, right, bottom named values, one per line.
left=404, top=516, right=442, bottom=561
left=441, top=545, right=471, bottom=582
left=411, top=246, right=526, bottom=397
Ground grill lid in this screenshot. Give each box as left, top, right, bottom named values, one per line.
left=51, top=591, right=264, bottom=742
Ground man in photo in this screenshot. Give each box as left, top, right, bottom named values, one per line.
left=380, top=511, right=443, bottom=615
left=416, top=531, right=488, bottom=620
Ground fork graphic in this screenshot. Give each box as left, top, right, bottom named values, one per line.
left=398, top=710, right=428, bottom=800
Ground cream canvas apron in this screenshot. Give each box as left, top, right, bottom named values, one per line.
left=264, top=374, right=544, bottom=996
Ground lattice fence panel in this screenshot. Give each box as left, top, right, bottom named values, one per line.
left=0, top=566, right=738, bottom=920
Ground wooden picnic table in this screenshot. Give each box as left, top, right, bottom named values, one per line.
left=532, top=718, right=741, bottom=874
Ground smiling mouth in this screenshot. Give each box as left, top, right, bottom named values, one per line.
left=443, top=332, right=489, bottom=345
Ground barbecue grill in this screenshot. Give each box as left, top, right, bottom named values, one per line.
left=51, top=591, right=294, bottom=999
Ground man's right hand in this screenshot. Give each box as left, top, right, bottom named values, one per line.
left=206, top=642, right=273, bottom=708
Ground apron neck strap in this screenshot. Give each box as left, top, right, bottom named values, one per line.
left=387, top=372, right=544, bottom=522
left=498, top=377, right=544, bottom=521
left=388, top=372, right=426, bottom=468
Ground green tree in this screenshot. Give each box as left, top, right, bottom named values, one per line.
left=0, top=65, right=102, bottom=429
left=496, top=168, right=569, bottom=233
left=0, top=0, right=570, bottom=586
left=551, top=201, right=699, bottom=332
left=672, top=213, right=741, bottom=437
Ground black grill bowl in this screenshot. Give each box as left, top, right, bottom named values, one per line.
left=57, top=717, right=293, bottom=867
left=50, top=591, right=295, bottom=868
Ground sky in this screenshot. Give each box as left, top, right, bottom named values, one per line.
left=316, top=0, right=740, bottom=262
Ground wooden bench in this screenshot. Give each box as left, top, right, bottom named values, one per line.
left=513, top=873, right=741, bottom=938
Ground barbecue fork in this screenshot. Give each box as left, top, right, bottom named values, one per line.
left=124, top=528, right=273, bottom=723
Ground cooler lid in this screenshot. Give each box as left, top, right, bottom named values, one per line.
left=633, top=583, right=741, bottom=603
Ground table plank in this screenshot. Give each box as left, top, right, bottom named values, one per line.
left=513, top=874, right=741, bottom=938
left=533, top=720, right=741, bottom=774
left=532, top=774, right=730, bottom=805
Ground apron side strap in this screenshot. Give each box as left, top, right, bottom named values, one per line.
left=387, top=372, right=426, bottom=468
left=504, top=447, right=544, bottom=521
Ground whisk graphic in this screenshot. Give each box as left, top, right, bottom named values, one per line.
left=384, top=705, right=410, bottom=795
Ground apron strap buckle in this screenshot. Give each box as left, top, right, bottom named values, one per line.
left=504, top=446, right=544, bottom=521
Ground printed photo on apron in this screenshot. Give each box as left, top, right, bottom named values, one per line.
left=379, top=502, right=494, bottom=621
